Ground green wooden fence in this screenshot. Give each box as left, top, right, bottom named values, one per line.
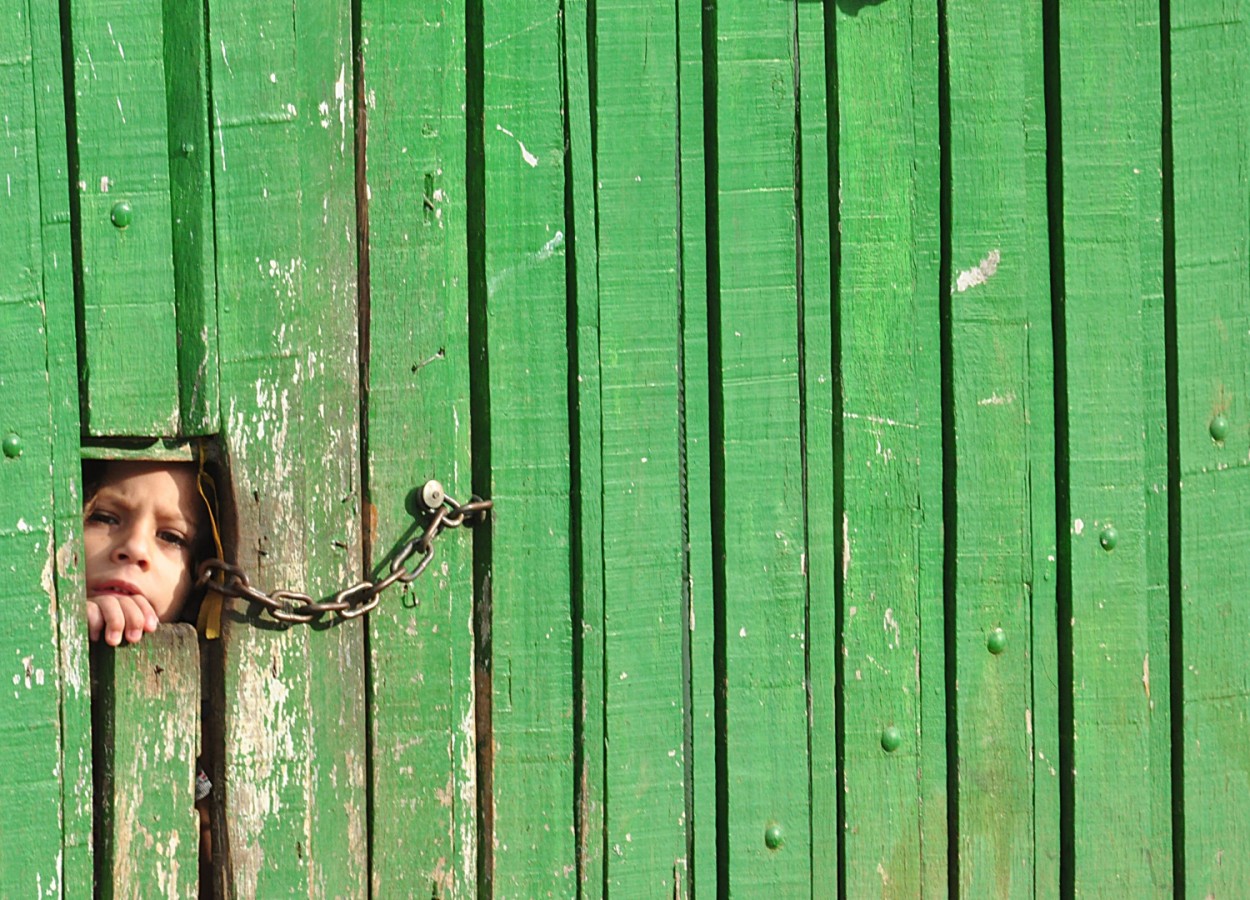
left=1, top=0, right=1247, bottom=896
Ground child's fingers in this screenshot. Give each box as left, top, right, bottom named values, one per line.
left=93, top=595, right=126, bottom=646
left=91, top=594, right=159, bottom=645
left=119, top=595, right=157, bottom=644
left=86, top=600, right=103, bottom=642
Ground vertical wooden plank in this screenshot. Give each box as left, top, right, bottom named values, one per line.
left=1059, top=3, right=1170, bottom=893
left=1025, top=5, right=1062, bottom=893
left=206, top=0, right=366, bottom=895
left=94, top=626, right=200, bottom=898
left=834, top=2, right=939, bottom=894
left=677, top=0, right=715, bottom=891
left=360, top=0, right=476, bottom=892
left=909, top=4, right=949, bottom=891
left=713, top=1, right=810, bottom=893
left=945, top=1, right=1051, bottom=895
left=478, top=0, right=576, bottom=892
left=1170, top=2, right=1250, bottom=892
left=595, top=0, right=686, bottom=894
left=163, top=0, right=219, bottom=435
left=29, top=0, right=95, bottom=882
left=0, top=3, right=66, bottom=890
left=69, top=0, right=180, bottom=435
left=797, top=0, right=837, bottom=891
left=562, top=0, right=605, bottom=893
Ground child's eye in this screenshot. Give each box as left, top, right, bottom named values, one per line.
left=86, top=510, right=118, bottom=526
left=157, top=530, right=189, bottom=549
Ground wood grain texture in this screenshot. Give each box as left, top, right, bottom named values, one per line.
left=205, top=0, right=366, bottom=895
left=834, top=2, right=940, bottom=894
left=1058, top=3, right=1170, bottom=893
left=797, top=0, right=836, bottom=892
left=0, top=5, right=66, bottom=890
left=712, top=2, right=810, bottom=893
left=163, top=0, right=219, bottom=436
left=945, top=1, right=1052, bottom=895
left=1023, top=7, right=1062, bottom=894
left=676, top=0, right=715, bottom=891
left=908, top=4, right=948, bottom=891
left=478, top=1, right=576, bottom=893
left=562, top=0, right=605, bottom=892
left=1170, top=2, right=1250, bottom=892
left=69, top=0, right=180, bottom=436
left=93, top=626, right=200, bottom=899
left=359, top=0, right=476, bottom=892
left=23, top=0, right=96, bottom=886
left=594, top=0, right=688, bottom=893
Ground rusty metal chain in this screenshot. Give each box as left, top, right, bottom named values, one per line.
left=195, top=481, right=491, bottom=625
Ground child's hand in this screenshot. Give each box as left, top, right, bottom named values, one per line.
left=87, top=593, right=160, bottom=646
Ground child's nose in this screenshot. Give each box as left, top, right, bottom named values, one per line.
left=112, top=527, right=152, bottom=568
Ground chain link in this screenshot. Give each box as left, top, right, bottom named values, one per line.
left=195, top=488, right=491, bottom=625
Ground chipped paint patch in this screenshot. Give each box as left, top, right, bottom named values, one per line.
left=486, top=231, right=565, bottom=296
left=954, top=248, right=1001, bottom=293
left=495, top=123, right=539, bottom=167
left=535, top=230, right=564, bottom=261
left=843, top=411, right=919, bottom=430
left=977, top=391, right=1016, bottom=406
left=883, top=608, right=901, bottom=650
left=842, top=511, right=851, bottom=579
left=335, top=63, right=348, bottom=156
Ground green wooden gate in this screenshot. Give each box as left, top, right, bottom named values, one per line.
left=2, top=0, right=1248, bottom=896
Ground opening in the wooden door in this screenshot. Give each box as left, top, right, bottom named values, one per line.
left=82, top=438, right=231, bottom=898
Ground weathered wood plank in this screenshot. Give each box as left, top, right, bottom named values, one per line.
left=1025, top=7, right=1062, bottom=894
left=594, top=0, right=687, bottom=893
left=0, top=5, right=65, bottom=889
left=945, top=1, right=1052, bottom=894
left=797, top=0, right=836, bottom=891
left=359, top=0, right=476, bottom=891
left=69, top=0, right=180, bottom=436
left=93, top=625, right=200, bottom=899
left=561, top=0, right=605, bottom=892
left=21, top=0, right=96, bottom=884
left=677, top=0, right=715, bottom=891
left=834, top=2, right=939, bottom=894
left=713, top=2, right=810, bottom=893
left=1170, top=2, right=1250, bottom=892
left=206, top=0, right=366, bottom=895
left=163, top=0, right=219, bottom=436
left=1058, top=3, right=1170, bottom=893
left=908, top=4, right=948, bottom=891
left=477, top=0, right=576, bottom=893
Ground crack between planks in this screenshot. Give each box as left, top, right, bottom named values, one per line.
left=1039, top=2, right=1075, bottom=895
left=1159, top=0, right=1185, bottom=892
left=935, top=1, right=960, bottom=894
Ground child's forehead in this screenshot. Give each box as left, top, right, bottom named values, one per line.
left=96, top=462, right=201, bottom=513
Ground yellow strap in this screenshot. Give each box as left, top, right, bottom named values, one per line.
left=196, top=443, right=224, bottom=640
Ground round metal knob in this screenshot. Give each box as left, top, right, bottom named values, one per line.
left=420, top=480, right=446, bottom=510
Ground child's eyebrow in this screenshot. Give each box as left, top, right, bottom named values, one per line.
left=88, top=487, right=197, bottom=532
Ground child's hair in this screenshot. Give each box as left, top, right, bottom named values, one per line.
left=81, top=458, right=215, bottom=626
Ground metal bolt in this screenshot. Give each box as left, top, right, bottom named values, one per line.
left=764, top=822, right=784, bottom=850
left=987, top=627, right=1007, bottom=655
left=110, top=200, right=133, bottom=229
left=2, top=433, right=21, bottom=459
left=1099, top=526, right=1118, bottom=551
left=1210, top=415, right=1230, bottom=442
left=420, top=480, right=445, bottom=510
left=881, top=725, right=902, bottom=753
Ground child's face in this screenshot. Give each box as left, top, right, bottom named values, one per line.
left=84, top=462, right=202, bottom=625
